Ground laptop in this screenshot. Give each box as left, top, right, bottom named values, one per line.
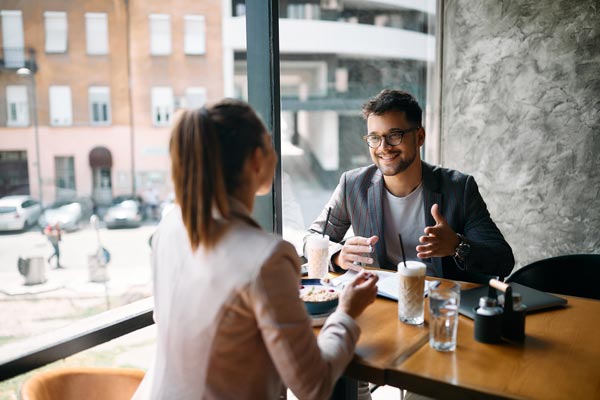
left=459, top=282, right=568, bottom=319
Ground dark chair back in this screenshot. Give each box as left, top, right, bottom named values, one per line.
left=506, top=254, right=600, bottom=300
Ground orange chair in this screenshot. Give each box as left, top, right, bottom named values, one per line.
left=20, top=367, right=145, bottom=400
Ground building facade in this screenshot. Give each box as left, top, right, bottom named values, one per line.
left=0, top=0, right=223, bottom=205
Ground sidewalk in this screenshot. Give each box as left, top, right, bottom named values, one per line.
left=0, top=261, right=152, bottom=344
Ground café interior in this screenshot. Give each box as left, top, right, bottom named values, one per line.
left=1, top=0, right=598, bottom=399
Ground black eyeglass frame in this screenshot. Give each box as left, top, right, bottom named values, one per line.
left=363, top=126, right=421, bottom=148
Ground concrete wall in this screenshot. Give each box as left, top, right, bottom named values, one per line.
left=441, top=0, right=600, bottom=268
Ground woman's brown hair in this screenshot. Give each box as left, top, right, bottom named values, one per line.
left=169, top=99, right=266, bottom=250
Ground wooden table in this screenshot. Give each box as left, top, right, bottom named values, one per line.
left=336, top=281, right=600, bottom=400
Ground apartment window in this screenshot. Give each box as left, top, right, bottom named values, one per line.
left=89, top=86, right=111, bottom=125
left=149, top=14, right=171, bottom=55
left=184, top=15, right=206, bottom=55
left=151, top=87, right=174, bottom=126
left=6, top=85, right=29, bottom=126
left=85, top=13, right=109, bottom=55
left=1, top=10, right=25, bottom=67
left=49, top=86, right=72, bottom=126
left=185, top=87, right=207, bottom=108
left=44, top=11, right=68, bottom=53
left=55, top=156, right=76, bottom=192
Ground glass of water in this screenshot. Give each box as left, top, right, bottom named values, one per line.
left=429, top=282, right=461, bottom=352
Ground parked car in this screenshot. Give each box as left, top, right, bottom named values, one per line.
left=38, top=197, right=94, bottom=232
left=104, top=195, right=145, bottom=229
left=0, top=195, right=42, bottom=232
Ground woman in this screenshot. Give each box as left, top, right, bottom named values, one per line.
left=132, top=99, right=378, bottom=400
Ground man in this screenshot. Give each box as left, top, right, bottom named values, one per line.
left=308, top=89, right=514, bottom=283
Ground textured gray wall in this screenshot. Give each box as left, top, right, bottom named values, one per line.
left=441, top=0, right=600, bottom=269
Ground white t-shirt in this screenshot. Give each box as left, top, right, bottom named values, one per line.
left=382, top=183, right=435, bottom=275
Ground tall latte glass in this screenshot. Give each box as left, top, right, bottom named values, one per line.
left=398, top=261, right=426, bottom=325
left=307, top=234, right=329, bottom=279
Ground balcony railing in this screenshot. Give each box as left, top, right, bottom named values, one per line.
left=0, top=47, right=37, bottom=72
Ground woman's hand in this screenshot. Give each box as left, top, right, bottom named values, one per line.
left=333, top=236, right=379, bottom=271
left=337, top=270, right=379, bottom=319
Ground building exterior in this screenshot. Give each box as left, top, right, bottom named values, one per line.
left=0, top=0, right=223, bottom=205
left=225, top=0, right=436, bottom=187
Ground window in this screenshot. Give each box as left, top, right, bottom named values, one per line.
left=85, top=13, right=108, bottom=55
left=49, top=86, right=72, bottom=126
left=1, top=10, right=25, bottom=67
left=149, top=14, right=171, bottom=55
left=44, top=11, right=68, bottom=53
left=6, top=85, right=29, bottom=126
left=88, top=86, right=111, bottom=125
left=151, top=87, right=174, bottom=126
left=55, top=156, right=76, bottom=197
left=185, top=87, right=207, bottom=108
left=184, top=15, right=206, bottom=55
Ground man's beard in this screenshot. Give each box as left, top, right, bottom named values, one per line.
left=375, top=148, right=417, bottom=176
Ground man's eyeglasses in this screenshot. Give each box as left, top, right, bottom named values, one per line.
left=363, top=127, right=420, bottom=148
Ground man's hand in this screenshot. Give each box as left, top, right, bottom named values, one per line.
left=416, top=204, right=459, bottom=259
left=333, top=236, right=379, bottom=271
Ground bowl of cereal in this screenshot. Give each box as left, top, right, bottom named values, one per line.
left=300, top=279, right=340, bottom=316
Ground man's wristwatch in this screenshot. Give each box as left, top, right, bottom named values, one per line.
left=453, top=233, right=471, bottom=262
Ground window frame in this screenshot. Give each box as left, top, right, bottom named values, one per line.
left=44, top=11, right=68, bottom=53
left=151, top=86, right=174, bottom=126
left=1, top=10, right=25, bottom=68
left=6, top=85, right=29, bottom=127
left=88, top=86, right=112, bottom=125
left=184, top=14, right=206, bottom=55
left=149, top=14, right=171, bottom=56
left=85, top=12, right=109, bottom=55
left=48, top=85, right=73, bottom=126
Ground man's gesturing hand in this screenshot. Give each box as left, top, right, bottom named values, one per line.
left=333, top=236, right=379, bottom=271
left=416, top=204, right=459, bottom=259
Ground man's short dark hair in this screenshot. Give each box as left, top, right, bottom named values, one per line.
left=361, top=89, right=422, bottom=126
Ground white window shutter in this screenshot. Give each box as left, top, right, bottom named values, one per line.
left=184, top=15, right=206, bottom=55
left=86, top=13, right=109, bottom=55
left=150, top=14, right=171, bottom=55
left=49, top=86, right=73, bottom=126
left=44, top=11, right=68, bottom=53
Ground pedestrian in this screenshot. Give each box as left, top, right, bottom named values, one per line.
left=44, top=223, right=63, bottom=269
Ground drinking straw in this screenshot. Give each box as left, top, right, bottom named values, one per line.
left=398, top=233, right=407, bottom=268
left=322, top=207, right=332, bottom=238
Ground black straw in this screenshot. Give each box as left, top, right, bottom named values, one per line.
left=322, top=207, right=332, bottom=238
left=398, top=233, right=407, bottom=268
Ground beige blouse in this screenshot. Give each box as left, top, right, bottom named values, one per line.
left=132, top=199, right=360, bottom=400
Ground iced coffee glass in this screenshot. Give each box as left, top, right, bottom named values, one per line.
left=398, top=261, right=426, bottom=325
left=307, top=234, right=329, bottom=279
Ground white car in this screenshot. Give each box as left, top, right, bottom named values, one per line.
left=0, top=195, right=42, bottom=232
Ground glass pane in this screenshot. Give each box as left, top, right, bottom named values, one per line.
left=0, top=1, right=244, bottom=381
left=275, top=0, right=439, bottom=253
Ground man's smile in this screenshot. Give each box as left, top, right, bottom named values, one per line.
left=377, top=152, right=400, bottom=162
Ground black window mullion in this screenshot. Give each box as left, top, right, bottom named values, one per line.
left=245, top=0, right=282, bottom=235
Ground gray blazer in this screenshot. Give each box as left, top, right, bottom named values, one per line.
left=308, top=161, right=514, bottom=282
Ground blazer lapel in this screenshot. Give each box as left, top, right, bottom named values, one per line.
left=421, top=162, right=444, bottom=277
left=368, top=170, right=386, bottom=268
